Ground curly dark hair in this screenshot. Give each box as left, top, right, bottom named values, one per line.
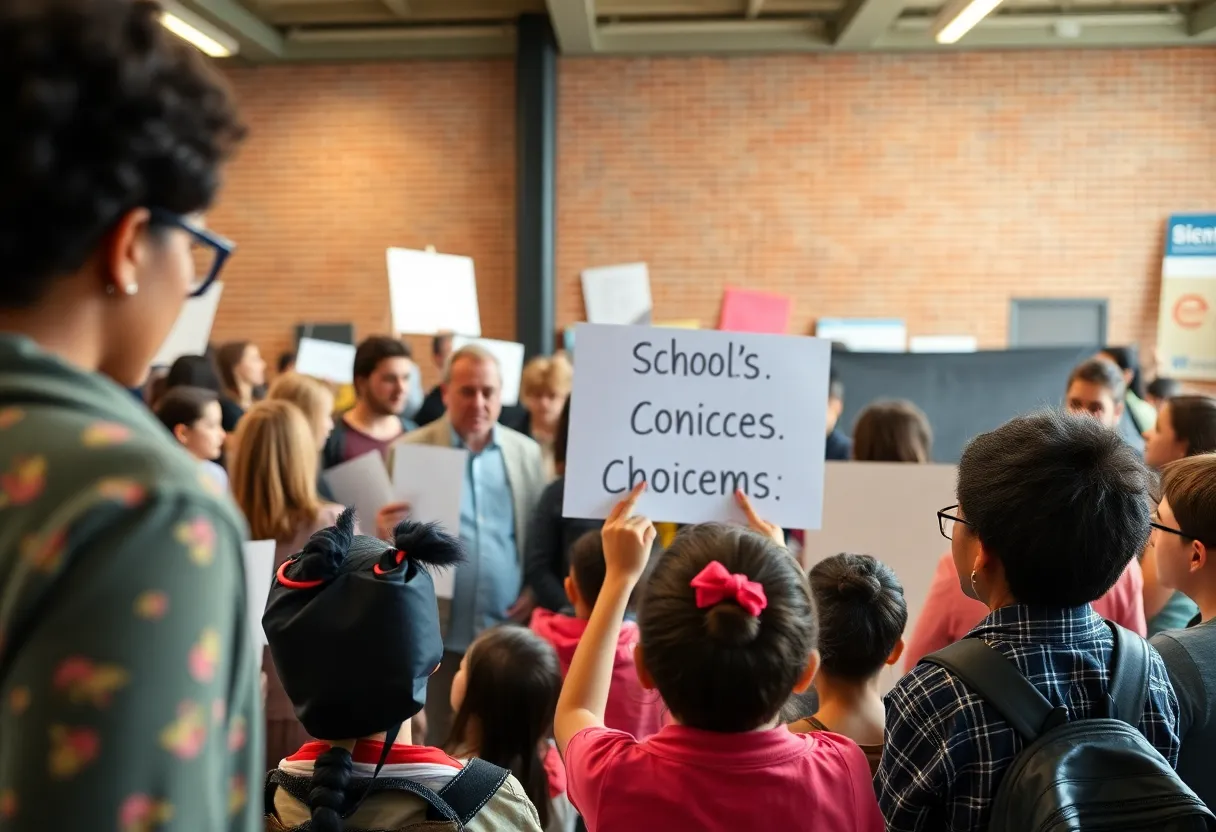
left=0, top=0, right=246, bottom=307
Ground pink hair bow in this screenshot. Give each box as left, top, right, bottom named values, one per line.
left=690, top=561, right=768, bottom=617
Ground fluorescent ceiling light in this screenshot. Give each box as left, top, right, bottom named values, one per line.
left=932, top=0, right=1006, bottom=43
left=159, top=0, right=239, bottom=58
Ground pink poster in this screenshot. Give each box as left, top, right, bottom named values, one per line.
left=718, top=288, right=792, bottom=334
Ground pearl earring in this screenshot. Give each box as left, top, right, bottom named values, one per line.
left=106, top=283, right=138, bottom=296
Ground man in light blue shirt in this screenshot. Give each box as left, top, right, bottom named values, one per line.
left=396, top=343, right=547, bottom=742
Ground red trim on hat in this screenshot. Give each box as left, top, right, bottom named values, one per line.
left=276, top=559, right=324, bottom=590
left=286, top=740, right=462, bottom=769
left=373, top=549, right=407, bottom=576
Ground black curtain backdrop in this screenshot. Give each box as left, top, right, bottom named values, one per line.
left=831, top=347, right=1144, bottom=463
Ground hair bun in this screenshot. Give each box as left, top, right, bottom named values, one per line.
left=391, top=520, right=466, bottom=572
left=293, top=507, right=356, bottom=583
left=703, top=602, right=762, bottom=646
left=837, top=571, right=882, bottom=603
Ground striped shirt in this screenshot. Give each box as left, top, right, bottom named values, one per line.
left=877, top=604, right=1181, bottom=832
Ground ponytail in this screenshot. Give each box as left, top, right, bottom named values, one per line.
left=308, top=745, right=354, bottom=832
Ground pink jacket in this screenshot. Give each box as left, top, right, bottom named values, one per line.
left=903, top=554, right=1146, bottom=672
left=530, top=608, right=665, bottom=740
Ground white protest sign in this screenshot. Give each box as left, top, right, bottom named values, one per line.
left=450, top=336, right=526, bottom=406
left=581, top=263, right=653, bottom=326
left=563, top=324, right=830, bottom=528
left=242, top=540, right=276, bottom=647
left=323, top=451, right=394, bottom=534
left=391, top=444, right=467, bottom=599
left=295, top=337, right=356, bottom=384
left=386, top=248, right=481, bottom=336
left=909, top=335, right=978, bottom=353
left=801, top=462, right=957, bottom=693
left=153, top=282, right=224, bottom=366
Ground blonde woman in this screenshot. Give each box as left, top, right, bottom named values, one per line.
left=520, top=352, right=573, bottom=479
left=229, top=399, right=352, bottom=769
left=268, top=372, right=339, bottom=500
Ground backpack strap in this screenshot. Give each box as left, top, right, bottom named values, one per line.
left=920, top=638, right=1060, bottom=742
left=434, top=758, right=510, bottom=826
left=265, top=768, right=462, bottom=826
left=1107, top=621, right=1150, bottom=727
left=263, top=759, right=509, bottom=829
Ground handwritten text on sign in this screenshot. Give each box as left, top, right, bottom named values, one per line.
left=562, top=324, right=830, bottom=528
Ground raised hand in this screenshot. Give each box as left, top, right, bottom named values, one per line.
left=601, top=481, right=657, bottom=583
left=735, top=489, right=786, bottom=546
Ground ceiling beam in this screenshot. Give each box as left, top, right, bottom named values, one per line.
left=597, top=18, right=830, bottom=54
left=746, top=0, right=765, bottom=18
left=545, top=0, right=598, bottom=54
left=833, top=0, right=906, bottom=48
left=877, top=14, right=1199, bottom=49
left=181, top=0, right=284, bottom=60
left=1189, top=1, right=1216, bottom=37
left=281, top=24, right=515, bottom=60
left=381, top=0, right=411, bottom=17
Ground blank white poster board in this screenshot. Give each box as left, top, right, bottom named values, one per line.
left=801, top=462, right=958, bottom=693
left=154, top=282, right=224, bottom=366
left=909, top=335, right=978, bottom=353
left=815, top=318, right=906, bottom=352
left=391, top=444, right=467, bottom=599
left=386, top=248, right=481, bottom=336
left=323, top=452, right=395, bottom=536
left=581, top=263, right=653, bottom=326
left=451, top=336, right=526, bottom=406
left=295, top=337, right=356, bottom=384
left=243, top=540, right=276, bottom=647
left=563, top=324, right=830, bottom=528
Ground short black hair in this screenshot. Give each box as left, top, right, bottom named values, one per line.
left=1147, top=377, right=1182, bottom=400
left=1068, top=358, right=1126, bottom=400
left=569, top=530, right=607, bottom=608
left=1099, top=346, right=1145, bottom=398
left=0, top=0, right=245, bottom=307
left=164, top=355, right=222, bottom=395
left=958, top=410, right=1152, bottom=606
left=154, top=385, right=218, bottom=432
left=353, top=336, right=409, bottom=380
left=278, top=352, right=296, bottom=374
left=810, top=554, right=906, bottom=681
left=828, top=371, right=844, bottom=403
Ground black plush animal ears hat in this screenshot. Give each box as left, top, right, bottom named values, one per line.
left=263, top=508, right=464, bottom=741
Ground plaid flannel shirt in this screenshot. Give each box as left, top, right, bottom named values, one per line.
left=877, top=604, right=1181, bottom=832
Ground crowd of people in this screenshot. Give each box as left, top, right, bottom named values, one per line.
left=5, top=2, right=1216, bottom=832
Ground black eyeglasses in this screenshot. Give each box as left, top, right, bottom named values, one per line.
left=150, top=208, right=234, bottom=298
left=1150, top=512, right=1191, bottom=541
left=937, top=505, right=973, bottom=540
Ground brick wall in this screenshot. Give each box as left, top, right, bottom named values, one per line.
left=210, top=60, right=516, bottom=386
left=214, top=49, right=1216, bottom=380
left=557, top=49, right=1216, bottom=349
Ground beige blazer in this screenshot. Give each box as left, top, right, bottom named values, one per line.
left=391, top=416, right=546, bottom=559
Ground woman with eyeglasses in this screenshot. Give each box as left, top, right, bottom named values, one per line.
left=0, top=2, right=258, bottom=829
left=1139, top=395, right=1216, bottom=635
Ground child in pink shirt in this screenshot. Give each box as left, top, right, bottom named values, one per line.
left=902, top=551, right=1146, bottom=670
left=530, top=529, right=665, bottom=740
left=555, top=486, right=883, bottom=832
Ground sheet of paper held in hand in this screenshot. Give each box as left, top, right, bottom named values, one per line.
left=242, top=540, right=277, bottom=647
left=391, top=444, right=468, bottom=600
left=562, top=323, right=830, bottom=529
left=322, top=451, right=395, bottom=536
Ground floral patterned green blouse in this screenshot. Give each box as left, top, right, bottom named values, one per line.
left=0, top=335, right=262, bottom=831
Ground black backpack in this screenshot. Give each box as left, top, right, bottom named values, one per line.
left=922, top=622, right=1215, bottom=832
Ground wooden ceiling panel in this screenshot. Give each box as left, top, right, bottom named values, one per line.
left=250, top=0, right=543, bottom=26
left=597, top=0, right=842, bottom=15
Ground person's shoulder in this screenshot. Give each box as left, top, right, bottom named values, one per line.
left=399, top=418, right=446, bottom=445
left=887, top=657, right=976, bottom=727
left=1152, top=624, right=1215, bottom=676
left=496, top=423, right=541, bottom=453
left=471, top=770, right=545, bottom=831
